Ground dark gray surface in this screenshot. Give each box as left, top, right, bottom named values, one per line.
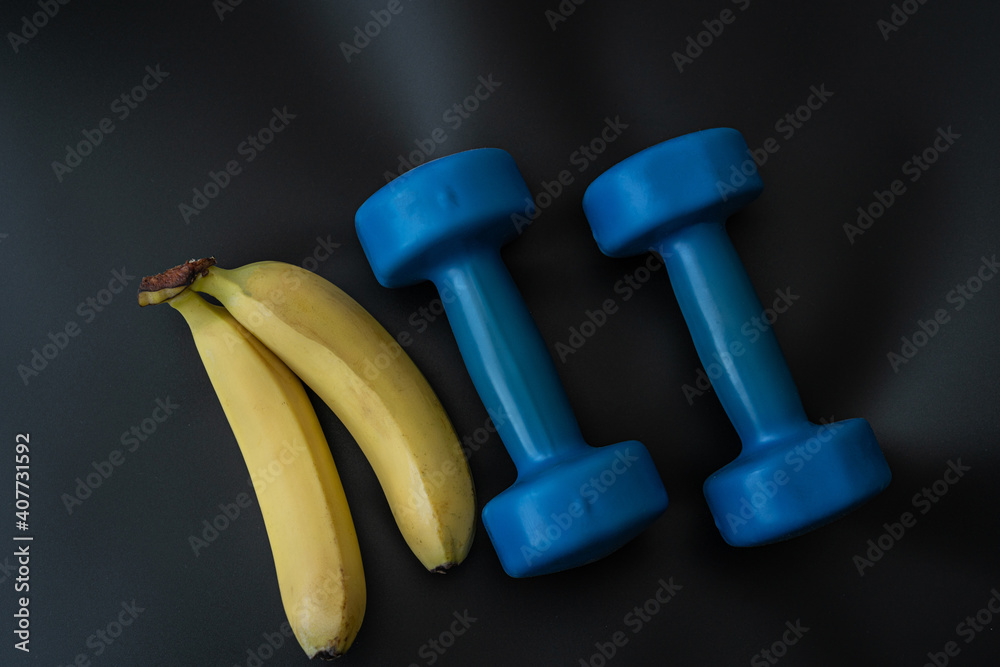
left=2, top=1, right=999, bottom=665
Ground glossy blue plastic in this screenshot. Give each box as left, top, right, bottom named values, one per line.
left=583, top=128, right=891, bottom=547
left=356, top=148, right=669, bottom=576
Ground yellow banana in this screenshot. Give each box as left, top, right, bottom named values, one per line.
left=184, top=257, right=476, bottom=572
left=142, top=281, right=365, bottom=659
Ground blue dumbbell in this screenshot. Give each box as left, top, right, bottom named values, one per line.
left=356, top=148, right=668, bottom=577
left=583, top=128, right=891, bottom=547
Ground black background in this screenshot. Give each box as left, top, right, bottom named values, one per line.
left=2, top=1, right=999, bottom=666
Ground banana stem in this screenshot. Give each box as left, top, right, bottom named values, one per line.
left=138, top=257, right=216, bottom=306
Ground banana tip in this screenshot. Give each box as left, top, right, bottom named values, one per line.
left=315, top=648, right=345, bottom=661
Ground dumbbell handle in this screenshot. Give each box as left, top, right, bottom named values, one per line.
left=428, top=245, right=588, bottom=475
left=657, top=220, right=808, bottom=447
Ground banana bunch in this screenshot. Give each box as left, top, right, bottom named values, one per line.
left=139, top=257, right=476, bottom=658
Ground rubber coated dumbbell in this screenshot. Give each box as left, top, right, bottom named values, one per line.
left=582, top=128, right=891, bottom=547
left=356, top=148, right=669, bottom=577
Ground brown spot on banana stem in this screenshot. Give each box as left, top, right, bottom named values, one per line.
left=137, top=257, right=216, bottom=306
